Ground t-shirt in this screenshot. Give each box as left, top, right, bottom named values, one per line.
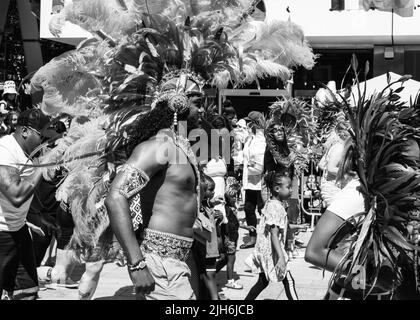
left=243, top=131, right=266, bottom=190
left=328, top=179, right=365, bottom=220
left=0, top=135, right=34, bottom=231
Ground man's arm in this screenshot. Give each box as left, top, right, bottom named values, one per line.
left=105, top=140, right=165, bottom=264
left=105, top=139, right=167, bottom=294
left=0, top=165, right=43, bottom=207
left=304, top=210, right=347, bottom=272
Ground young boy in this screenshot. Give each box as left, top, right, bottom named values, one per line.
left=194, top=174, right=224, bottom=300
left=216, top=190, right=243, bottom=290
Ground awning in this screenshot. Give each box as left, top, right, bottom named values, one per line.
left=351, top=72, right=420, bottom=105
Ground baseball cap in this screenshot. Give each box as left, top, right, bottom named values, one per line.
left=237, top=119, right=247, bottom=129
left=17, top=109, right=51, bottom=136
left=244, top=111, right=263, bottom=122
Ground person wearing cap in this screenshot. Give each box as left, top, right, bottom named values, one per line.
left=0, top=109, right=50, bottom=300
left=0, top=81, right=18, bottom=114
left=240, top=111, right=266, bottom=249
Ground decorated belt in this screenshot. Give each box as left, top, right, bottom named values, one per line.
left=140, top=229, right=193, bottom=262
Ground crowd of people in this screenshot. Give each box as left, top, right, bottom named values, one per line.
left=0, top=90, right=322, bottom=300
left=0, top=80, right=419, bottom=301
left=1, top=0, right=419, bottom=302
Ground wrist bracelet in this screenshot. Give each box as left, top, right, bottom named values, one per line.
left=127, top=258, right=146, bottom=272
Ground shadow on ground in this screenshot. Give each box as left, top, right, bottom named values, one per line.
left=94, top=286, right=137, bottom=300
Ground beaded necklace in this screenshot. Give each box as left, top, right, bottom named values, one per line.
left=171, top=133, right=201, bottom=218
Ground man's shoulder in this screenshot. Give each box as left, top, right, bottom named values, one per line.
left=133, top=133, right=174, bottom=152
left=127, top=133, right=174, bottom=169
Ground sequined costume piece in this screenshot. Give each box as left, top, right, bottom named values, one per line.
left=118, top=164, right=150, bottom=199
left=140, top=229, right=193, bottom=262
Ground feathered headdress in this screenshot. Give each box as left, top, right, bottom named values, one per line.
left=312, top=80, right=349, bottom=142
left=327, top=55, right=420, bottom=298
left=30, top=0, right=317, bottom=261
left=266, top=97, right=315, bottom=174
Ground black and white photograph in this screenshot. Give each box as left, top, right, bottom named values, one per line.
left=0, top=0, right=420, bottom=306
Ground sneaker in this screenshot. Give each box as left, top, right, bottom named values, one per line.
left=225, top=281, right=243, bottom=290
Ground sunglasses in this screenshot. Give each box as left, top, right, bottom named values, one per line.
left=272, top=126, right=284, bottom=132
left=26, top=126, right=42, bottom=138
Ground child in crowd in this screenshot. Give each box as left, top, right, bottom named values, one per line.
left=194, top=174, right=224, bottom=300
left=245, top=171, right=299, bottom=300
left=216, top=179, right=243, bottom=290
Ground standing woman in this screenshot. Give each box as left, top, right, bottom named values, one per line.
left=318, top=122, right=350, bottom=207
left=240, top=112, right=266, bottom=249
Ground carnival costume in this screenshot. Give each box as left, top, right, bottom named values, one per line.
left=324, top=56, right=420, bottom=299
left=265, top=97, right=315, bottom=176
left=28, top=0, right=316, bottom=272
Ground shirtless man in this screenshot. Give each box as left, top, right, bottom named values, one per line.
left=105, top=95, right=203, bottom=300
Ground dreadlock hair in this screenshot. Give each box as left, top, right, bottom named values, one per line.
left=336, top=137, right=358, bottom=189
left=265, top=120, right=290, bottom=163
left=125, top=99, right=178, bottom=156
left=265, top=170, right=290, bottom=196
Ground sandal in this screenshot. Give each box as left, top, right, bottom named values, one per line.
left=56, top=278, right=79, bottom=289
left=44, top=268, right=78, bottom=289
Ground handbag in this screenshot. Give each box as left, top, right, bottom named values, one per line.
left=193, top=208, right=213, bottom=245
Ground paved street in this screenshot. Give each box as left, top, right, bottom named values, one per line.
left=38, top=212, right=330, bottom=300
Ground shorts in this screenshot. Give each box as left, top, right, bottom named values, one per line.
left=221, top=224, right=238, bottom=256
left=223, top=237, right=238, bottom=255
left=139, top=229, right=195, bottom=300
left=142, top=252, right=196, bottom=300
left=205, top=258, right=217, bottom=272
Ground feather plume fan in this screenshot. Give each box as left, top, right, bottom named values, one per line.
left=49, top=0, right=137, bottom=39
left=229, top=19, right=317, bottom=71
left=32, top=0, right=317, bottom=262
left=327, top=55, right=420, bottom=298
left=30, top=41, right=110, bottom=116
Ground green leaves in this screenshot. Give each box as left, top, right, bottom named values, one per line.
left=330, top=55, right=420, bottom=296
